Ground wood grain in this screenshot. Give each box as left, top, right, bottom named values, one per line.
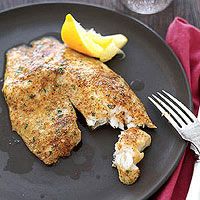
left=0, top=0, right=199, bottom=38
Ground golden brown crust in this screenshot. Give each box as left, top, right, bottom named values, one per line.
left=118, top=167, right=140, bottom=185
left=119, top=128, right=151, bottom=152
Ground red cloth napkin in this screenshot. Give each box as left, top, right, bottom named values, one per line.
left=155, top=17, right=200, bottom=200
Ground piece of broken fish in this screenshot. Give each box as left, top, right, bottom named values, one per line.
left=112, top=127, right=151, bottom=184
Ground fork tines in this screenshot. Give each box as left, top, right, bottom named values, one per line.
left=148, top=90, right=196, bottom=130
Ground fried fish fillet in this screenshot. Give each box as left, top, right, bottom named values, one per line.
left=112, top=127, right=151, bottom=184
left=28, top=37, right=155, bottom=130
left=3, top=37, right=154, bottom=167
left=58, top=45, right=155, bottom=130
left=3, top=39, right=81, bottom=165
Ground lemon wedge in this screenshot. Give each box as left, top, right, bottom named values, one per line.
left=61, top=14, right=128, bottom=62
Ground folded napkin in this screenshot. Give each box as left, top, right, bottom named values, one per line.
left=155, top=17, right=200, bottom=200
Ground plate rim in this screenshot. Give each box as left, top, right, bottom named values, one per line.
left=0, top=2, right=193, bottom=199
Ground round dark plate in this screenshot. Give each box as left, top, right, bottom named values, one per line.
left=0, top=3, right=192, bottom=200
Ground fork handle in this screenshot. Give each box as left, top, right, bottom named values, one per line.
left=186, top=159, right=200, bottom=200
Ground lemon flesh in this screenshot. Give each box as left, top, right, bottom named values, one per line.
left=87, top=29, right=127, bottom=49
left=61, top=14, right=128, bottom=62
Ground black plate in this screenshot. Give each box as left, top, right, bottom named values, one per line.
left=0, top=3, right=192, bottom=200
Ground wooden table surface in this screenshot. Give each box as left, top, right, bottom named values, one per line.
left=0, top=0, right=200, bottom=38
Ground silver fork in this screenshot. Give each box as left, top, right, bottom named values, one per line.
left=148, top=90, right=200, bottom=200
